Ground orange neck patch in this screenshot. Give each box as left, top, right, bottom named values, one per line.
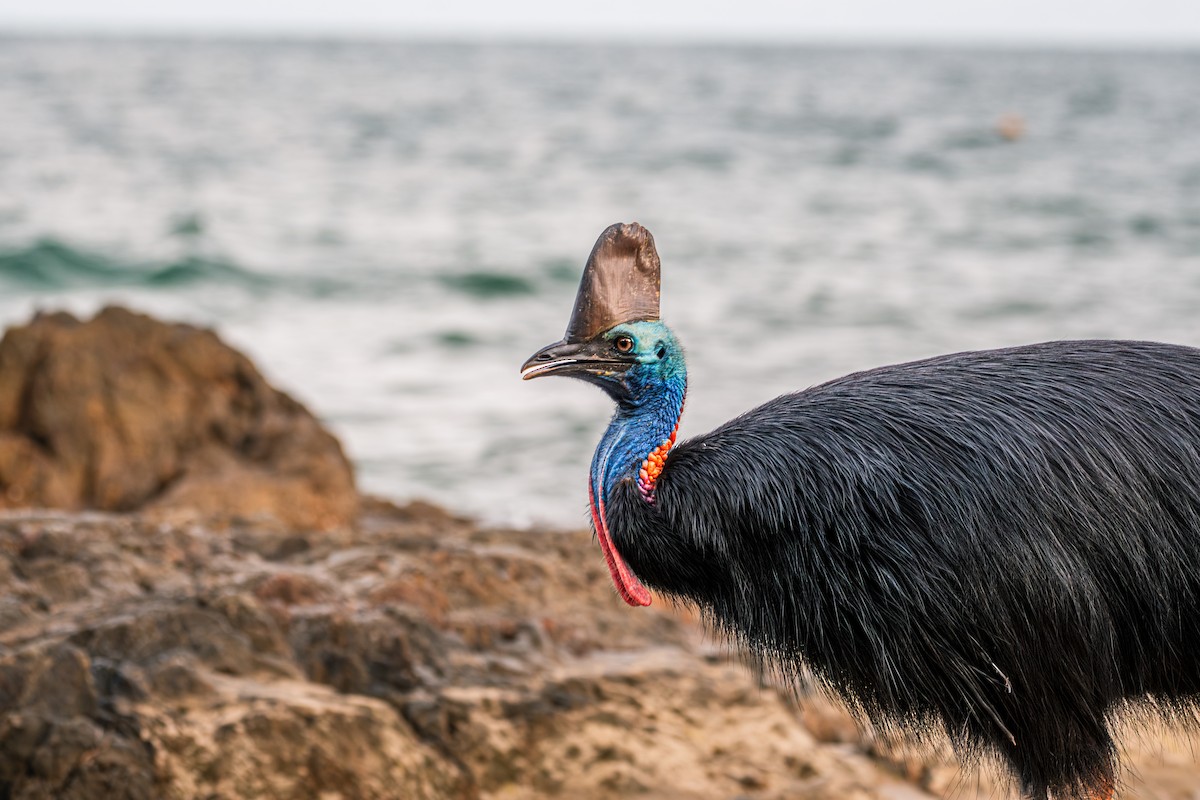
left=636, top=424, right=679, bottom=504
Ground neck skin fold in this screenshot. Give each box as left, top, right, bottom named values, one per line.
left=592, top=377, right=687, bottom=502
left=588, top=371, right=687, bottom=607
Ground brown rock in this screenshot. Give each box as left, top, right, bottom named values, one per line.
left=4, top=496, right=1200, bottom=797
left=0, top=642, right=160, bottom=799
left=0, top=306, right=356, bottom=530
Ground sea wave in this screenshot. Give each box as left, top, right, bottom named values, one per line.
left=439, top=270, right=537, bottom=299
left=2, top=40, right=1198, bottom=527
left=0, top=239, right=274, bottom=292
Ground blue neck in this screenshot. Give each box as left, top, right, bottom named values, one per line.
left=590, top=368, right=687, bottom=505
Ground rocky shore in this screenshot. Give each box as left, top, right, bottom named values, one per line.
left=2, top=309, right=1198, bottom=799
left=0, top=500, right=927, bottom=800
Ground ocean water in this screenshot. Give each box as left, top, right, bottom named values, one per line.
left=1, top=37, right=1198, bottom=527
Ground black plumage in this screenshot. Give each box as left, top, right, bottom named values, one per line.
left=607, top=339, right=1200, bottom=799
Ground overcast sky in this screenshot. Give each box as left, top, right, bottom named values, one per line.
left=2, top=0, right=1199, bottom=46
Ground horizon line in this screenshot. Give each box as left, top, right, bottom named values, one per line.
left=2, top=26, right=1200, bottom=52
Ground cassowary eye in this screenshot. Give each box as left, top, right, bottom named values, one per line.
left=615, top=336, right=634, bottom=354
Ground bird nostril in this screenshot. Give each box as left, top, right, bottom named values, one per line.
left=537, top=353, right=552, bottom=361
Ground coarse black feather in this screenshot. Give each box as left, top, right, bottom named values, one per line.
left=605, top=339, right=1200, bottom=799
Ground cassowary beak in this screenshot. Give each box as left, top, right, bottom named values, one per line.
left=520, top=339, right=630, bottom=381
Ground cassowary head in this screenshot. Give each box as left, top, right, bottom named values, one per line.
left=521, top=222, right=685, bottom=406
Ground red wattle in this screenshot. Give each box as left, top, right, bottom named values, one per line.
left=588, top=484, right=652, bottom=607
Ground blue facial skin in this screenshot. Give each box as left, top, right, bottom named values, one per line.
left=586, top=320, right=688, bottom=506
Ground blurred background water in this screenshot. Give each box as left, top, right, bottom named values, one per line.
left=0, top=37, right=1198, bottom=527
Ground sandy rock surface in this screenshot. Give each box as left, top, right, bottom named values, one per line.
left=2, top=501, right=1199, bottom=800
left=0, top=501, right=939, bottom=800
left=0, top=307, right=356, bottom=530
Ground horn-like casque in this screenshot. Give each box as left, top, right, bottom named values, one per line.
left=564, top=222, right=661, bottom=342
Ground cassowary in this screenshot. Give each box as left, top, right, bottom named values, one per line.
left=521, top=222, right=1200, bottom=800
